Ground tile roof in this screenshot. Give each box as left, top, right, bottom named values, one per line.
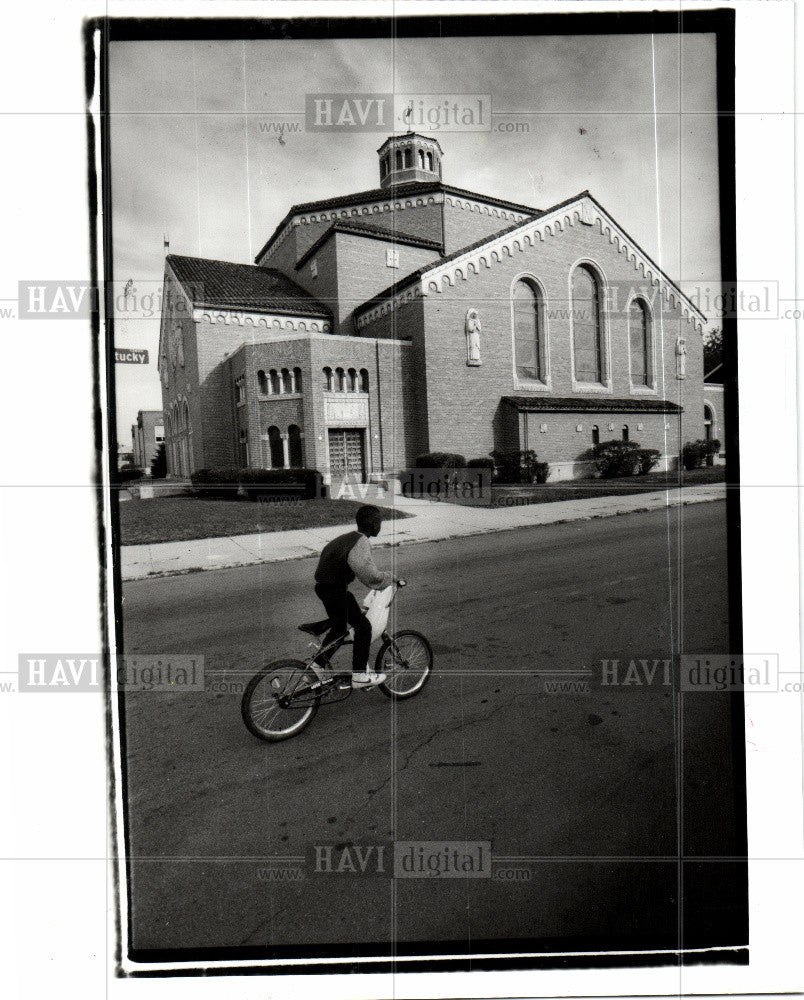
left=295, top=219, right=443, bottom=270
left=254, top=181, right=540, bottom=263
left=502, top=395, right=684, bottom=414
left=166, top=255, right=330, bottom=316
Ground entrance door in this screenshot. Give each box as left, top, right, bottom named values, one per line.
left=328, top=428, right=366, bottom=480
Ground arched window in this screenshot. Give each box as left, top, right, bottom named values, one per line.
left=323, top=366, right=333, bottom=390
left=704, top=404, right=714, bottom=442
left=359, top=368, right=369, bottom=393
left=572, top=265, right=604, bottom=383
left=592, top=425, right=600, bottom=446
left=629, top=298, right=651, bottom=386
left=281, top=368, right=291, bottom=393
left=288, top=424, right=303, bottom=467
left=258, top=370, right=268, bottom=394
left=293, top=367, right=302, bottom=393
left=348, top=367, right=358, bottom=392
left=267, top=425, right=283, bottom=468
left=404, top=147, right=412, bottom=168
left=418, top=149, right=425, bottom=168
left=335, top=367, right=346, bottom=391
left=395, top=150, right=403, bottom=170
left=622, top=425, right=629, bottom=442
left=512, top=278, right=545, bottom=382
left=427, top=151, right=433, bottom=171
left=270, top=369, right=281, bottom=394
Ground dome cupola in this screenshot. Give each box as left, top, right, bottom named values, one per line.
left=377, top=132, right=443, bottom=189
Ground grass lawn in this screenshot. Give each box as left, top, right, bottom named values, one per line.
left=489, top=464, right=727, bottom=507
left=119, top=496, right=408, bottom=546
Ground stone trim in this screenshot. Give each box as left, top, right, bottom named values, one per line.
left=420, top=195, right=707, bottom=334
left=193, top=308, right=330, bottom=333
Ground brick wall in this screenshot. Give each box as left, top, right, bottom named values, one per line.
left=442, top=200, right=531, bottom=255
left=415, top=218, right=704, bottom=466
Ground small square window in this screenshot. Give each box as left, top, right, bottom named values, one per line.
left=386, top=248, right=399, bottom=269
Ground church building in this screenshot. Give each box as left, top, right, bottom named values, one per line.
left=158, top=132, right=711, bottom=485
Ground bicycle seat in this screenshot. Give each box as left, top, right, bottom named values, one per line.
left=298, top=619, right=332, bottom=637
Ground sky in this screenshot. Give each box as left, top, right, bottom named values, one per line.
left=109, top=31, right=720, bottom=448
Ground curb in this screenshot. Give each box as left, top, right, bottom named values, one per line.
left=122, top=489, right=725, bottom=582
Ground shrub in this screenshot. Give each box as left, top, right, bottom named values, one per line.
left=414, top=452, right=467, bottom=469
left=150, top=442, right=167, bottom=479
left=683, top=439, right=721, bottom=470
left=534, top=460, right=550, bottom=484
left=190, top=467, right=241, bottom=498
left=634, top=448, right=660, bottom=475
left=118, top=463, right=142, bottom=483
left=239, top=468, right=322, bottom=500
left=490, top=449, right=540, bottom=484
left=589, top=440, right=643, bottom=478
left=467, top=457, right=495, bottom=470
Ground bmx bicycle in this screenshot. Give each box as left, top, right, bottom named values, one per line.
left=241, top=580, right=432, bottom=742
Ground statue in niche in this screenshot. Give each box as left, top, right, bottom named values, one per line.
left=675, top=334, right=687, bottom=379
left=465, top=309, right=482, bottom=366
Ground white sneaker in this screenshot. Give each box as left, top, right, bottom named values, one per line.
left=351, top=672, right=387, bottom=689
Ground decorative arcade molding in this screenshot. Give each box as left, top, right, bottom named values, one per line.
left=193, top=308, right=331, bottom=334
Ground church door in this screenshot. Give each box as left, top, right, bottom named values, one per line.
left=328, top=429, right=366, bottom=481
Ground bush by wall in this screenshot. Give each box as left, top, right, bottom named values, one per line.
left=413, top=452, right=467, bottom=470
left=490, top=449, right=543, bottom=484
left=682, top=439, right=720, bottom=471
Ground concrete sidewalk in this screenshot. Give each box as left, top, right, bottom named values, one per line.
left=120, top=483, right=726, bottom=581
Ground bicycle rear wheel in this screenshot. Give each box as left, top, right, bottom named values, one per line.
left=376, top=631, right=432, bottom=700
left=241, top=659, right=320, bottom=741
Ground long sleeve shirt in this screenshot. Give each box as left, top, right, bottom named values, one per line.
left=346, top=534, right=394, bottom=590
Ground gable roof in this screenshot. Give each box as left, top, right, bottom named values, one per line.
left=295, top=219, right=444, bottom=270
left=166, top=254, right=330, bottom=317
left=354, top=190, right=707, bottom=331
left=254, top=181, right=540, bottom=263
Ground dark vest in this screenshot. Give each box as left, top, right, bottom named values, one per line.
left=314, top=531, right=362, bottom=590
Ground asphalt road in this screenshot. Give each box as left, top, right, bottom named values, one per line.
left=119, top=501, right=746, bottom=962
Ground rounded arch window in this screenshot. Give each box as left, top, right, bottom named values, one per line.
left=335, top=367, right=346, bottom=391
left=347, top=367, right=358, bottom=392
left=629, top=298, right=651, bottom=386
left=404, top=147, right=412, bottom=169
left=418, top=149, right=425, bottom=168
left=270, top=369, right=281, bottom=394
left=395, top=149, right=403, bottom=170
left=592, top=425, right=600, bottom=446
left=293, top=366, right=302, bottom=393
left=323, top=366, right=333, bottom=390
left=288, top=424, right=304, bottom=467
left=512, top=278, right=545, bottom=382
left=267, top=425, right=283, bottom=468
left=427, top=151, right=434, bottom=171
left=257, top=369, right=268, bottom=394
left=281, top=368, right=292, bottom=393
left=359, top=368, right=369, bottom=393
left=622, top=425, right=629, bottom=442
left=571, top=265, right=604, bottom=383
left=704, top=403, right=714, bottom=442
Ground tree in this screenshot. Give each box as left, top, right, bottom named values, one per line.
left=703, top=326, right=723, bottom=377
left=150, top=442, right=167, bottom=479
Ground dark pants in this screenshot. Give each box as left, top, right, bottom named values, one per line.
left=314, top=584, right=372, bottom=673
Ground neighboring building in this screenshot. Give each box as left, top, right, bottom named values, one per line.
left=158, top=132, right=713, bottom=483
left=131, top=409, right=165, bottom=471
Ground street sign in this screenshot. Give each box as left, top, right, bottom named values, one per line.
left=115, top=348, right=149, bottom=364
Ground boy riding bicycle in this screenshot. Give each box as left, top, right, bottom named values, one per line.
left=313, top=504, right=395, bottom=689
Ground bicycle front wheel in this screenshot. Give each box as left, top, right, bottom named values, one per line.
left=376, top=631, right=432, bottom=700
left=241, top=659, right=320, bottom=742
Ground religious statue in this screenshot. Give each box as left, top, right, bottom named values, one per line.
left=675, top=334, right=687, bottom=379
left=465, top=308, right=482, bottom=366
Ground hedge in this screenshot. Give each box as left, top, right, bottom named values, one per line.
left=190, top=467, right=322, bottom=500
left=413, top=452, right=467, bottom=469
